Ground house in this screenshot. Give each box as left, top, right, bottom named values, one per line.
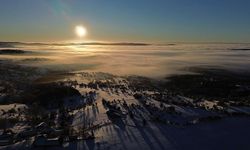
left=14, top=129, right=36, bottom=141
left=0, top=130, right=14, bottom=146
left=33, top=135, right=61, bottom=147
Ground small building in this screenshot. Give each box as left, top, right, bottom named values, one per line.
left=33, top=135, right=60, bottom=147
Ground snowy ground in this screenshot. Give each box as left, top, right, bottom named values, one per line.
left=1, top=72, right=250, bottom=150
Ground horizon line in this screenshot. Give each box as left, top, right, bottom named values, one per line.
left=1, top=41, right=250, bottom=46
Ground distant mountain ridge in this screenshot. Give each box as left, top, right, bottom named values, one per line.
left=0, top=41, right=151, bottom=47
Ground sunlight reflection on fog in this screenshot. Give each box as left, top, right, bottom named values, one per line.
left=1, top=43, right=250, bottom=78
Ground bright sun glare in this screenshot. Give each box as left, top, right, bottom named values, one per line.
left=75, top=25, right=87, bottom=37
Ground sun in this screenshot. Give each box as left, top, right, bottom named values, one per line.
left=75, top=25, right=87, bottom=37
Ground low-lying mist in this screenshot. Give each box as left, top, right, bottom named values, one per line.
left=1, top=42, right=250, bottom=78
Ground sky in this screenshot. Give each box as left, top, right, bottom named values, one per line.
left=0, top=0, right=250, bottom=43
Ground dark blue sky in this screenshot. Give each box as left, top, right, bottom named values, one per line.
left=1, top=0, right=250, bottom=42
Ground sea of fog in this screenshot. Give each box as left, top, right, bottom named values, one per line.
left=1, top=43, right=250, bottom=78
